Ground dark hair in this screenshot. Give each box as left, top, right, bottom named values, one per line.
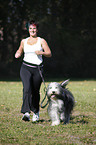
left=29, top=20, right=39, bottom=29
left=26, top=20, right=39, bottom=31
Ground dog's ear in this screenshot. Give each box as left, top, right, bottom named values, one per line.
left=60, top=79, right=70, bottom=88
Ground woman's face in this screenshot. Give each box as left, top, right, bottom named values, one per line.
left=29, top=24, right=37, bottom=37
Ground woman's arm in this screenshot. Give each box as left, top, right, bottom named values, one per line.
left=15, top=39, right=24, bottom=58
left=35, top=38, right=52, bottom=57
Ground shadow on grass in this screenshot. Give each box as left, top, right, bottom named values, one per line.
left=70, top=115, right=89, bottom=124
left=31, top=114, right=89, bottom=125
left=32, top=119, right=51, bottom=124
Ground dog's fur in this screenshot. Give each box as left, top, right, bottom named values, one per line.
left=46, top=80, right=74, bottom=126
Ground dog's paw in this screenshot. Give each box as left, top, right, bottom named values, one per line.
left=51, top=121, right=60, bottom=126
left=60, top=113, right=65, bottom=121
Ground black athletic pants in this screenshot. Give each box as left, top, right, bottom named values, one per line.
left=20, top=63, right=43, bottom=114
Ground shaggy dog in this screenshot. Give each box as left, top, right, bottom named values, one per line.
left=46, top=80, right=74, bottom=126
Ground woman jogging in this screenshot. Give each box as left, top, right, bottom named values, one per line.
left=15, top=20, right=52, bottom=121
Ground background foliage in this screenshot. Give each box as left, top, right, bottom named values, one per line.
left=0, top=0, right=96, bottom=78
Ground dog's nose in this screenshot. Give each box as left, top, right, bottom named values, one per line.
left=52, top=91, right=55, bottom=94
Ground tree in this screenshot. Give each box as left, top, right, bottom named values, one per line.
left=0, top=0, right=96, bottom=78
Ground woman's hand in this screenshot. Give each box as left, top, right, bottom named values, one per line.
left=35, top=50, right=43, bottom=55
left=15, top=39, right=24, bottom=58
left=15, top=51, right=21, bottom=58
left=41, top=38, right=52, bottom=57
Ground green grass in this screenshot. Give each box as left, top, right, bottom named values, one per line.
left=0, top=79, right=96, bottom=145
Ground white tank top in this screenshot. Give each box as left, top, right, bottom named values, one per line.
left=23, top=37, right=43, bottom=65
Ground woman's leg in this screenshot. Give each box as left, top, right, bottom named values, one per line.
left=20, top=64, right=32, bottom=114
left=31, top=67, right=43, bottom=113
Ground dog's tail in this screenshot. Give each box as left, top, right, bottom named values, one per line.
left=60, top=79, right=70, bottom=88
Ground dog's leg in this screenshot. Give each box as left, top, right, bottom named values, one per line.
left=51, top=112, right=60, bottom=126
left=64, top=113, right=70, bottom=124
left=60, top=112, right=65, bottom=122
left=48, top=107, right=60, bottom=126
left=51, top=115, right=60, bottom=126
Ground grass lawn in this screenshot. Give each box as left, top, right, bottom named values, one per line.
left=0, top=78, right=96, bottom=145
